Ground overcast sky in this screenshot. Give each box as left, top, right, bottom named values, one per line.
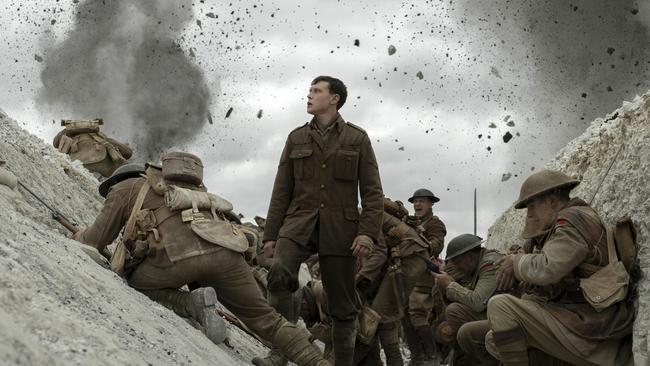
left=1, top=0, right=649, bottom=249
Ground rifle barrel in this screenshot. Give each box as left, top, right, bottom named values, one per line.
left=17, top=180, right=77, bottom=233
left=17, top=180, right=56, bottom=212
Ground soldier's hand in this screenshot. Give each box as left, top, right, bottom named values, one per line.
left=432, top=257, right=446, bottom=272
left=432, top=271, right=453, bottom=289
left=263, top=240, right=277, bottom=258
left=351, top=235, right=373, bottom=258
left=496, top=255, right=516, bottom=291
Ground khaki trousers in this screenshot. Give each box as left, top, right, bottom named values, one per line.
left=371, top=254, right=428, bottom=322
left=129, top=247, right=285, bottom=342
left=408, top=284, right=433, bottom=328
left=456, top=320, right=498, bottom=366
left=486, top=294, right=630, bottom=366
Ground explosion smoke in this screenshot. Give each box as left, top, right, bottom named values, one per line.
left=38, top=0, right=211, bottom=160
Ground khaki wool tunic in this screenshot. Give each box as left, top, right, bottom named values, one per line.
left=263, top=114, right=384, bottom=256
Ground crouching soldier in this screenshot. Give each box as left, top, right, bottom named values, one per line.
left=53, top=118, right=133, bottom=178
left=75, top=151, right=328, bottom=366
left=430, top=234, right=501, bottom=366
left=486, top=170, right=635, bottom=365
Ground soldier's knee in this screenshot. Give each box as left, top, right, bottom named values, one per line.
left=486, top=294, right=515, bottom=319
left=267, top=263, right=299, bottom=293
left=444, top=302, right=469, bottom=322
left=456, top=323, right=472, bottom=349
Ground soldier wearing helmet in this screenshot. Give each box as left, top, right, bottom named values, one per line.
left=74, top=151, right=329, bottom=366
left=401, top=189, right=447, bottom=365
left=485, top=169, right=634, bottom=365
left=427, top=234, right=502, bottom=365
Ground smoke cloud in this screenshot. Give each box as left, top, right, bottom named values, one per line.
left=38, top=0, right=211, bottom=160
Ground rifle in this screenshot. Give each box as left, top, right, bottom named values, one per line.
left=389, top=247, right=408, bottom=306
left=17, top=180, right=78, bottom=233
left=215, top=308, right=271, bottom=347
left=414, top=253, right=441, bottom=274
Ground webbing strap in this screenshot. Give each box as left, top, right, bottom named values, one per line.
left=123, top=182, right=151, bottom=242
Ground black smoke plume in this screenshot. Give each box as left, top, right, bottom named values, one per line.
left=38, top=0, right=211, bottom=160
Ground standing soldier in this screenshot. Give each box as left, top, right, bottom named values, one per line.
left=75, top=151, right=328, bottom=366
left=403, top=189, right=446, bottom=366
left=486, top=170, right=635, bottom=365
left=431, top=234, right=501, bottom=366
left=370, top=205, right=435, bottom=366
left=53, top=118, right=133, bottom=178
left=260, top=76, right=384, bottom=366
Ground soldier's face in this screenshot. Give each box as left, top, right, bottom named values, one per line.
left=525, top=196, right=557, bottom=233
left=451, top=251, right=479, bottom=276
left=307, top=81, right=339, bottom=115
left=412, top=197, right=433, bottom=217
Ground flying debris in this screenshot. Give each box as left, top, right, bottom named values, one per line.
left=507, top=121, right=515, bottom=127
left=416, top=71, right=424, bottom=80
left=225, top=107, right=234, bottom=118
left=388, top=45, right=396, bottom=55
left=207, top=112, right=213, bottom=125
left=503, top=132, right=513, bottom=143
left=354, top=39, right=360, bottom=47
left=501, top=173, right=512, bottom=182
left=488, top=122, right=497, bottom=128
left=257, top=109, right=263, bottom=119
left=490, top=66, right=502, bottom=79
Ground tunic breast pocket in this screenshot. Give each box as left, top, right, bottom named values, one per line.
left=334, top=150, right=359, bottom=181
left=289, top=149, right=314, bottom=180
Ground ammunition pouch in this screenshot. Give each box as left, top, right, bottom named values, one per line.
left=579, top=224, right=630, bottom=311
left=357, top=305, right=381, bottom=345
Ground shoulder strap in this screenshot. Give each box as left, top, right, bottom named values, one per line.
left=605, top=224, right=618, bottom=264
left=123, top=182, right=151, bottom=241
left=578, top=224, right=619, bottom=274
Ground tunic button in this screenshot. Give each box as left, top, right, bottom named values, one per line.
left=320, top=184, right=325, bottom=189
left=320, top=203, right=325, bottom=208
left=321, top=164, right=326, bottom=168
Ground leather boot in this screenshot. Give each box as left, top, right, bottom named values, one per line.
left=377, top=321, right=404, bottom=366
left=141, top=287, right=227, bottom=345
left=331, top=319, right=357, bottom=366
left=414, top=325, right=439, bottom=366
left=271, top=322, right=330, bottom=366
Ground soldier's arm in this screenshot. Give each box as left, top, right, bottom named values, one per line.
left=75, top=184, right=132, bottom=252
left=427, top=217, right=446, bottom=257
left=357, top=134, right=383, bottom=242
left=445, top=262, right=498, bottom=313
left=262, top=138, right=294, bottom=242
left=357, top=232, right=388, bottom=283
left=513, top=222, right=590, bottom=286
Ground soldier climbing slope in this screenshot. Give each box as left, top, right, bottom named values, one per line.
left=53, top=118, right=133, bottom=178
left=74, top=151, right=328, bottom=366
